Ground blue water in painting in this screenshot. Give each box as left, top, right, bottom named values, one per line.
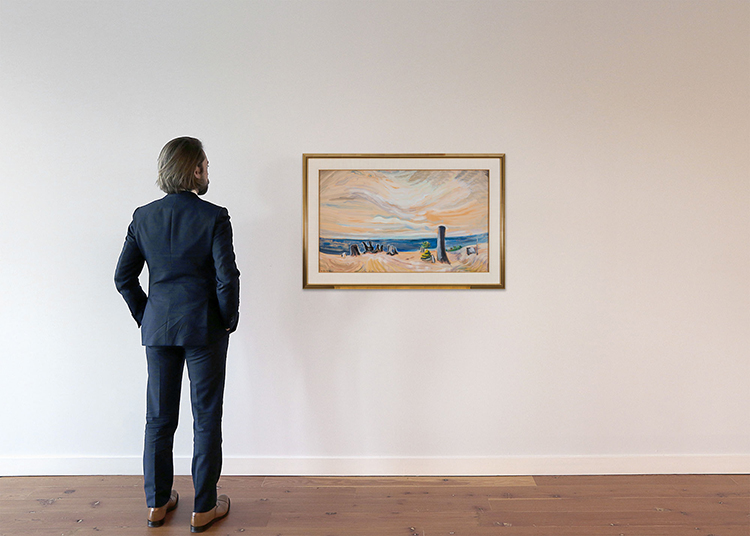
left=319, top=233, right=489, bottom=255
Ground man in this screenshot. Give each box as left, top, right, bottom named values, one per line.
left=115, top=137, right=240, bottom=532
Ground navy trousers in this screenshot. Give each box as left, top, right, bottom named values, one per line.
left=143, top=335, right=228, bottom=513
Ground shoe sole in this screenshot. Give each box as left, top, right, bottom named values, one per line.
left=190, top=497, right=230, bottom=533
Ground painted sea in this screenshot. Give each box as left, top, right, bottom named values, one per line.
left=320, top=233, right=489, bottom=256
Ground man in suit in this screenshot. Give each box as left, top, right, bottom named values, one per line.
left=115, top=137, right=240, bottom=532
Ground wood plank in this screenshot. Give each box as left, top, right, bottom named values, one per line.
left=24, top=527, right=424, bottom=536
left=6, top=526, right=742, bottom=536
left=350, top=487, right=492, bottom=515
left=216, top=474, right=266, bottom=488
left=1, top=497, right=270, bottom=534
left=488, top=496, right=748, bottom=512
left=0, top=475, right=132, bottom=487
left=481, top=484, right=750, bottom=499
left=230, top=486, right=359, bottom=516
left=259, top=475, right=536, bottom=488
left=251, top=489, right=489, bottom=519
left=533, top=474, right=741, bottom=486
left=434, top=526, right=747, bottom=536
left=478, top=509, right=749, bottom=527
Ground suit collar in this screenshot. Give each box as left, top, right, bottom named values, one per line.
left=169, top=191, right=198, bottom=197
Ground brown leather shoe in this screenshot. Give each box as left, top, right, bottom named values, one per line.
left=147, top=490, right=179, bottom=527
left=190, top=494, right=230, bottom=533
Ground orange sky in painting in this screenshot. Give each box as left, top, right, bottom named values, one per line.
left=319, top=169, right=488, bottom=238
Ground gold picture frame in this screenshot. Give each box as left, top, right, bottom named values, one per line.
left=303, top=154, right=505, bottom=289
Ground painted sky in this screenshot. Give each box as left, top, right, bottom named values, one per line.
left=319, top=169, right=489, bottom=239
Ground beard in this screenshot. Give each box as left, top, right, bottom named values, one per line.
left=196, top=180, right=209, bottom=195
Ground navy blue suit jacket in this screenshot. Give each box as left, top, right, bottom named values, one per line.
left=115, top=191, right=240, bottom=346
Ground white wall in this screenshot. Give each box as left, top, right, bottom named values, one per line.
left=0, top=0, right=748, bottom=476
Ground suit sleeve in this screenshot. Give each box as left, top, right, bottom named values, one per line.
left=114, top=217, right=148, bottom=326
left=213, top=208, right=240, bottom=333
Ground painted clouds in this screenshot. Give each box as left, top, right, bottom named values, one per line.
left=319, top=169, right=489, bottom=239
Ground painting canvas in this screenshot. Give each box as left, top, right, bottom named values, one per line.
left=304, top=154, right=504, bottom=289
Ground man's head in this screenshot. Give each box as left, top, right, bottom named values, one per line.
left=156, top=137, right=209, bottom=195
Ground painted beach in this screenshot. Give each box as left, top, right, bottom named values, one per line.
left=319, top=240, right=489, bottom=273
left=318, top=169, right=490, bottom=274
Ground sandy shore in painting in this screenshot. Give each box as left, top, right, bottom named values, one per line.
left=319, top=243, right=489, bottom=273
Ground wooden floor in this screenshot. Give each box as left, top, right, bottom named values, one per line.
left=1, top=475, right=748, bottom=535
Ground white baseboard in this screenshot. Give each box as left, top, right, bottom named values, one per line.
left=1, top=455, right=747, bottom=477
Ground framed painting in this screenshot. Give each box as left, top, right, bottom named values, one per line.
left=303, top=154, right=505, bottom=289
